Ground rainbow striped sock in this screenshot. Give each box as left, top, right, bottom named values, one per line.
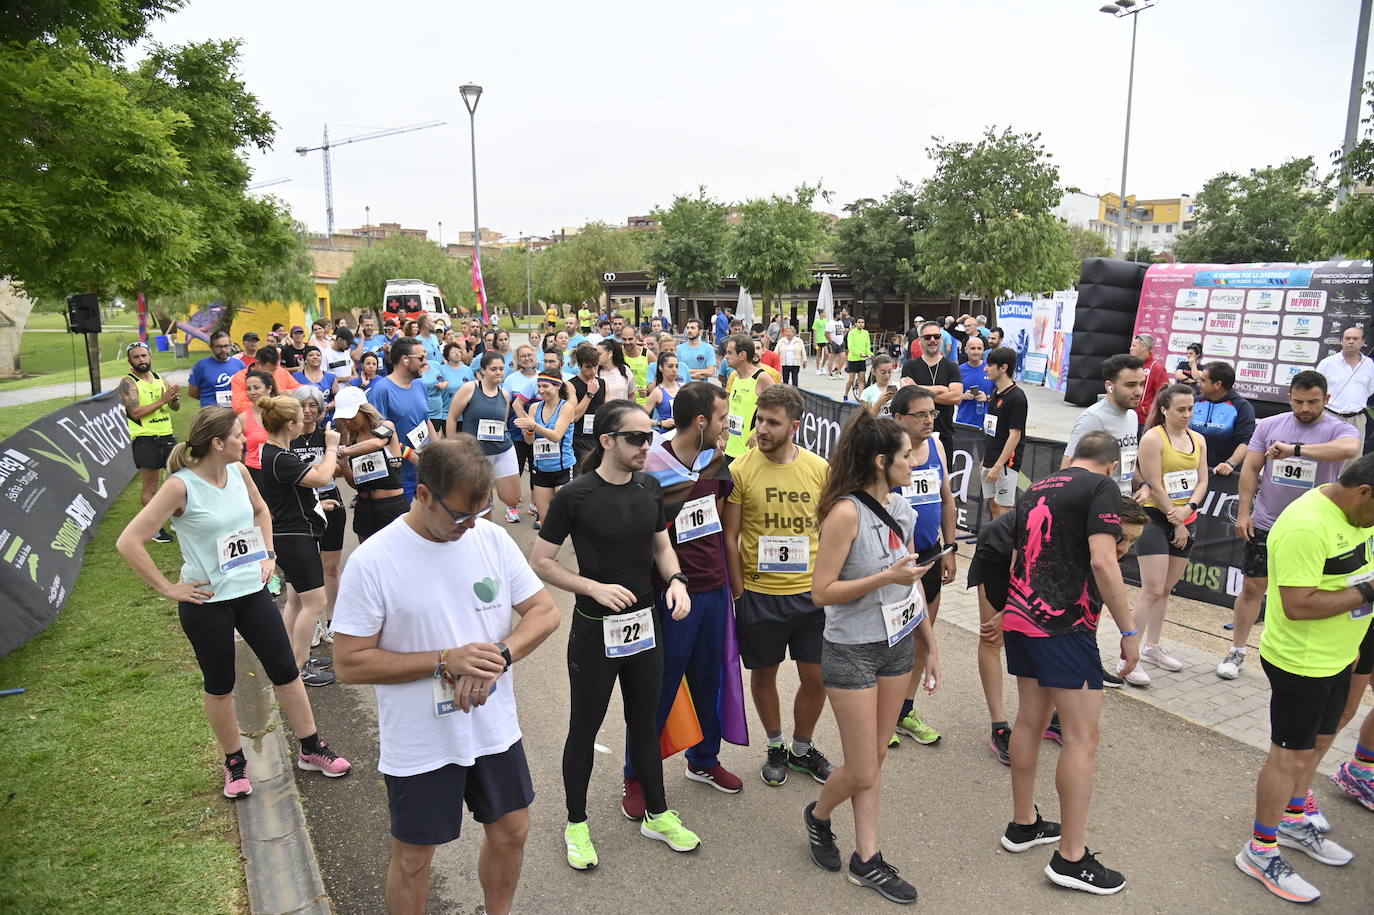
left=1352, top=742, right=1374, bottom=778
left=1280, top=796, right=1306, bottom=828
left=1250, top=820, right=1278, bottom=856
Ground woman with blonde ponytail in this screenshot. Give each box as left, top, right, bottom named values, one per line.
left=117, top=406, right=351, bottom=802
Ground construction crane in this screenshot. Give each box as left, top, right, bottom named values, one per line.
left=247, top=177, right=291, bottom=191
left=295, top=120, right=445, bottom=235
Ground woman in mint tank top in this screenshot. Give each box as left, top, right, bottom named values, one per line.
left=117, top=407, right=352, bottom=801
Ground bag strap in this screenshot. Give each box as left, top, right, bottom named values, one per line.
left=849, top=490, right=906, bottom=546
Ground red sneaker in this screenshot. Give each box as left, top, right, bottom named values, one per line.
left=685, top=763, right=743, bottom=794
left=621, top=777, right=646, bottom=819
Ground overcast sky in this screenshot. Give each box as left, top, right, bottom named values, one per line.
left=141, top=0, right=1372, bottom=240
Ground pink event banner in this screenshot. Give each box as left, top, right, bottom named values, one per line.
left=1131, top=261, right=1373, bottom=403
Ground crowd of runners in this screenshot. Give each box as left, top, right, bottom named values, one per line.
left=112, top=305, right=1374, bottom=912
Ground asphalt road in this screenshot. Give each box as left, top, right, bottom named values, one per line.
left=295, top=499, right=1374, bottom=914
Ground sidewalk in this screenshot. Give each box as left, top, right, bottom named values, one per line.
left=0, top=368, right=190, bottom=408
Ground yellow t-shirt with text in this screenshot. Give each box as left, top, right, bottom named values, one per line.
left=727, top=445, right=828, bottom=595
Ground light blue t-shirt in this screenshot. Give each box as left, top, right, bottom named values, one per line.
left=677, top=340, right=715, bottom=383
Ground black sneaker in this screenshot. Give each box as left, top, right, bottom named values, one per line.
left=761, top=744, right=789, bottom=786
left=300, top=665, right=335, bottom=687
left=1045, top=848, right=1125, bottom=895
left=803, top=801, right=841, bottom=872
left=989, top=726, right=1011, bottom=766
left=151, top=528, right=174, bottom=543
left=1101, top=667, right=1125, bottom=688
left=306, top=656, right=333, bottom=670
left=1043, top=714, right=1063, bottom=745
left=846, top=851, right=917, bottom=904
left=1001, top=806, right=1062, bottom=852
left=788, top=746, right=836, bottom=784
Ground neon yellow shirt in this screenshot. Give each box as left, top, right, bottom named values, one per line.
left=846, top=327, right=872, bottom=360
left=1261, top=486, right=1374, bottom=677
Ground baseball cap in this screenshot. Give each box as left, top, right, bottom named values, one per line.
left=332, top=386, right=367, bottom=420
left=291, top=325, right=304, bottom=333
left=243, top=331, right=261, bottom=342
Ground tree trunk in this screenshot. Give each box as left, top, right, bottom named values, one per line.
left=0, top=278, right=36, bottom=378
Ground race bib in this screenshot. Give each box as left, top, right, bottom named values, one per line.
left=215, top=389, right=233, bottom=406
left=728, top=413, right=745, bottom=436
left=1119, top=448, right=1137, bottom=482
left=758, top=535, right=809, bottom=573
left=477, top=419, right=504, bottom=442
left=217, top=526, right=268, bottom=572
left=533, top=437, right=558, bottom=457
left=407, top=420, right=431, bottom=450
left=881, top=583, right=928, bottom=647
left=902, top=467, right=941, bottom=506
left=983, top=413, right=998, bottom=437
left=350, top=452, right=387, bottom=484
left=603, top=607, right=655, bottom=658
left=432, top=671, right=498, bottom=717
left=1163, top=468, right=1199, bottom=501
left=1270, top=457, right=1317, bottom=489
left=675, top=495, right=722, bottom=543
left=582, top=413, right=596, bottom=435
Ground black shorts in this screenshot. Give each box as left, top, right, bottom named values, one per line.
left=1356, top=622, right=1374, bottom=676
left=915, top=545, right=945, bottom=604
left=1241, top=528, right=1270, bottom=579
left=734, top=591, right=824, bottom=669
left=513, top=439, right=534, bottom=477
left=966, top=549, right=1009, bottom=611
left=274, top=534, right=324, bottom=593
left=847, top=360, right=866, bottom=374
left=1261, top=657, right=1352, bottom=750
left=829, top=342, right=843, bottom=354
left=132, top=435, right=176, bottom=470
left=1004, top=630, right=1103, bottom=690
left=1135, top=506, right=1194, bottom=558
left=531, top=467, right=571, bottom=489
left=316, top=489, right=346, bottom=553
left=386, top=741, right=535, bottom=846
left=353, top=494, right=408, bottom=541
left=822, top=636, right=915, bottom=690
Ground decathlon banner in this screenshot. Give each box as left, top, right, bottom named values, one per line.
left=0, top=390, right=134, bottom=656
left=1132, top=260, right=1374, bottom=404
left=997, top=299, right=1035, bottom=383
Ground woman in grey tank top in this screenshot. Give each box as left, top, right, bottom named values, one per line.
left=799, top=412, right=941, bottom=904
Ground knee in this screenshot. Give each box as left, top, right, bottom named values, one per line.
left=1062, top=724, right=1099, bottom=751
left=848, top=766, right=878, bottom=793
left=485, top=811, right=530, bottom=850
left=391, top=842, right=436, bottom=876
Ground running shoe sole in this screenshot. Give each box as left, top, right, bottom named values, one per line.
left=298, top=758, right=351, bottom=777
left=1044, top=865, right=1125, bottom=895
left=787, top=762, right=829, bottom=784
left=1001, top=829, right=1061, bottom=853
left=1234, top=851, right=1320, bottom=904
left=684, top=767, right=742, bottom=794
left=988, top=736, right=1011, bottom=766
left=846, top=871, right=917, bottom=905
left=894, top=724, right=940, bottom=745
left=639, top=822, right=700, bottom=852
left=223, top=783, right=252, bottom=799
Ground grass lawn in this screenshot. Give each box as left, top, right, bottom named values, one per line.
left=3, top=316, right=185, bottom=391
left=0, top=401, right=246, bottom=913
left=0, top=395, right=83, bottom=439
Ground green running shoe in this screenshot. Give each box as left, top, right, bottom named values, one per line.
left=640, top=809, right=701, bottom=852
left=564, top=821, right=598, bottom=870
left=896, top=709, right=941, bottom=745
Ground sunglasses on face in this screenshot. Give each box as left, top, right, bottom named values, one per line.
left=607, top=430, right=653, bottom=447
left=921, top=334, right=942, bottom=341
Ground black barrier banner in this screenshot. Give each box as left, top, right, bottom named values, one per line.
left=795, top=387, right=1242, bottom=609
left=0, top=390, right=135, bottom=656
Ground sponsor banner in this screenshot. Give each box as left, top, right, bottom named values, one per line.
left=997, top=300, right=1035, bottom=383
left=795, top=388, right=1244, bottom=608
left=1133, top=260, right=1374, bottom=403
left=0, top=391, right=135, bottom=656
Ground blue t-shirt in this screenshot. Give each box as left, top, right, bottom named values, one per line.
left=957, top=360, right=991, bottom=427
left=422, top=362, right=474, bottom=421
left=1189, top=392, right=1257, bottom=465
left=291, top=370, right=336, bottom=404
left=677, top=340, right=715, bottom=383
left=366, top=376, right=430, bottom=498
left=567, top=334, right=589, bottom=352
left=189, top=356, right=237, bottom=406
left=503, top=370, right=540, bottom=436
left=714, top=313, right=730, bottom=339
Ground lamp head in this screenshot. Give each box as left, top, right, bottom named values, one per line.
left=460, top=83, right=483, bottom=114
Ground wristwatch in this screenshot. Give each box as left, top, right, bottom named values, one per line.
left=1185, top=501, right=1198, bottom=511
left=494, top=641, right=513, bottom=670
left=1355, top=582, right=1374, bottom=605
left=669, top=572, right=690, bottom=589
left=1293, top=442, right=1302, bottom=458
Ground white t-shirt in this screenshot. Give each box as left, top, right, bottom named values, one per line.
left=323, top=346, right=354, bottom=380
left=826, top=319, right=844, bottom=346
left=777, top=337, right=807, bottom=366
left=332, top=516, right=543, bottom=775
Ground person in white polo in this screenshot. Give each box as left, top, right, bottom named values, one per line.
left=1316, top=324, right=1374, bottom=467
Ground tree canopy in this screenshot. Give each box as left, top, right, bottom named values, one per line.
left=646, top=187, right=730, bottom=299
left=332, top=234, right=475, bottom=315
left=1172, top=157, right=1332, bottom=264
left=833, top=183, right=925, bottom=305
left=726, top=184, right=829, bottom=311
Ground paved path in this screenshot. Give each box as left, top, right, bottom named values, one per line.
left=0, top=368, right=190, bottom=408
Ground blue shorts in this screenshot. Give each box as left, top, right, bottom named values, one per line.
left=1003, top=630, right=1103, bottom=690
left=384, top=740, right=535, bottom=846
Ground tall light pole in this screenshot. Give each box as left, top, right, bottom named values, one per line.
left=1339, top=0, right=1373, bottom=206
left=522, top=232, right=533, bottom=318
left=1100, top=0, right=1156, bottom=258
left=460, top=83, right=484, bottom=311
left=365, top=205, right=371, bottom=247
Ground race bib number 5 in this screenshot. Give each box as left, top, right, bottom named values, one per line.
left=758, top=535, right=809, bottom=573
left=1163, top=468, right=1198, bottom=501
left=603, top=607, right=655, bottom=658
left=217, top=526, right=268, bottom=572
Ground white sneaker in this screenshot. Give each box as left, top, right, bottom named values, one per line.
left=1216, top=647, right=1245, bottom=680
left=1141, top=644, right=1184, bottom=672
left=1116, top=658, right=1151, bottom=687
left=311, top=620, right=323, bottom=648
left=1278, top=820, right=1354, bottom=866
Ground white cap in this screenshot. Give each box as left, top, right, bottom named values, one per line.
left=332, top=386, right=367, bottom=420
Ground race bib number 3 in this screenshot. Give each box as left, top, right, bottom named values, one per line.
left=477, top=419, right=504, bottom=442
left=758, top=535, right=809, bottom=573
left=350, top=452, right=386, bottom=484
left=217, top=526, right=268, bottom=572
left=1163, top=468, right=1199, bottom=501
left=1270, top=457, right=1316, bottom=489
left=603, top=607, right=655, bottom=658
left=902, top=467, right=941, bottom=506
left=675, top=495, right=722, bottom=543
left=881, top=583, right=928, bottom=647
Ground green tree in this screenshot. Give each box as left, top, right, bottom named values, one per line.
left=538, top=223, right=647, bottom=305
left=646, top=187, right=730, bottom=302
left=333, top=234, right=473, bottom=315
left=1124, top=243, right=1158, bottom=263
left=834, top=183, right=926, bottom=307
left=2, top=1, right=184, bottom=62
left=482, top=246, right=536, bottom=314
left=1067, top=224, right=1111, bottom=274
left=915, top=127, right=1075, bottom=301
left=1172, top=157, right=1333, bottom=264
left=1322, top=74, right=1374, bottom=258
left=726, top=184, right=829, bottom=317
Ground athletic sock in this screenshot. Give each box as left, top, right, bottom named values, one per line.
left=299, top=732, right=321, bottom=755
left=1250, top=821, right=1279, bottom=856
left=900, top=699, right=915, bottom=720
left=766, top=730, right=784, bottom=748
left=1281, top=797, right=1306, bottom=828
left=1351, top=742, right=1374, bottom=778
left=225, top=750, right=246, bottom=769
left=991, top=720, right=1009, bottom=734
left=792, top=737, right=813, bottom=757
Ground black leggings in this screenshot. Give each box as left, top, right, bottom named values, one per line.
left=513, top=439, right=534, bottom=478
left=782, top=365, right=800, bottom=386
left=563, top=610, right=666, bottom=822
left=179, top=587, right=300, bottom=695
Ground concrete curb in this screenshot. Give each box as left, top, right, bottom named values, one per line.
left=234, top=637, right=333, bottom=915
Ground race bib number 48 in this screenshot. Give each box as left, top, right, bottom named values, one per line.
left=350, top=452, right=387, bottom=484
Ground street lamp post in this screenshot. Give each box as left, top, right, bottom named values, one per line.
left=459, top=83, right=483, bottom=312
left=1339, top=0, right=1373, bottom=206
left=365, top=205, right=371, bottom=247
left=523, top=232, right=533, bottom=318
left=1100, top=0, right=1156, bottom=259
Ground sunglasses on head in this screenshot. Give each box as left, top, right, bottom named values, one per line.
left=607, top=430, right=653, bottom=447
